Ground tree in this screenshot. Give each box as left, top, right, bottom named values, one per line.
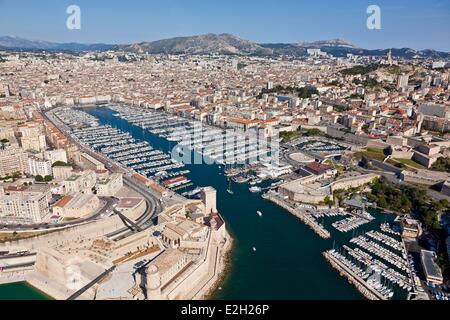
left=12, top=172, right=22, bottom=179
left=35, top=175, right=44, bottom=182
left=340, top=64, right=380, bottom=75
left=324, top=196, right=333, bottom=206
left=431, top=157, right=450, bottom=173
left=52, top=161, right=71, bottom=168
left=439, top=199, right=449, bottom=208
left=304, top=128, right=324, bottom=137
left=360, top=156, right=370, bottom=169
left=297, top=86, right=319, bottom=99
left=394, top=162, right=405, bottom=169
left=44, top=175, right=53, bottom=182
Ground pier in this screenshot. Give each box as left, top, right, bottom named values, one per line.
left=263, top=192, right=331, bottom=239
left=323, top=251, right=387, bottom=301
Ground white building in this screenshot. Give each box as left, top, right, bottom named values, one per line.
left=96, top=173, right=123, bottom=197
left=397, top=74, right=409, bottom=90
left=0, top=185, right=51, bottom=224
left=53, top=193, right=100, bottom=219
left=80, top=152, right=105, bottom=171
left=52, top=165, right=73, bottom=180
left=307, top=48, right=326, bottom=57
left=44, top=149, right=68, bottom=165
left=65, top=170, right=97, bottom=194
left=0, top=146, right=28, bottom=177
left=28, top=156, right=53, bottom=177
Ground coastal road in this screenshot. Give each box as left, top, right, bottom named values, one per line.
left=106, top=176, right=163, bottom=240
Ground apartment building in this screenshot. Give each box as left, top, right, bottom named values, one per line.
left=0, top=146, right=28, bottom=177
left=28, top=156, right=53, bottom=177
left=44, top=149, right=68, bottom=165
left=0, top=185, right=51, bottom=223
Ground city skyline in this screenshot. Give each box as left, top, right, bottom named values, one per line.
left=0, top=0, right=449, bottom=51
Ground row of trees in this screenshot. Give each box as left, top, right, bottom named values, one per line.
left=367, top=177, right=449, bottom=277
left=367, top=177, right=448, bottom=230
left=35, top=175, right=53, bottom=182
left=257, top=85, right=319, bottom=99
left=0, top=171, right=22, bottom=181
left=431, top=157, right=450, bottom=173
left=52, top=161, right=71, bottom=168
left=340, top=64, right=380, bottom=75
left=279, top=128, right=325, bottom=143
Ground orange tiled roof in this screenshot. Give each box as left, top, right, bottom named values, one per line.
left=54, top=195, right=73, bottom=208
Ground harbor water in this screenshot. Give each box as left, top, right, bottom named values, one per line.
left=86, top=107, right=371, bottom=300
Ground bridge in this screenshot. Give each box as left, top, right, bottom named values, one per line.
left=115, top=210, right=143, bottom=232
left=66, top=266, right=116, bottom=300
left=105, top=176, right=162, bottom=240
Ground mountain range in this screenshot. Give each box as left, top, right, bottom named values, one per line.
left=0, top=35, right=114, bottom=52
left=0, top=34, right=449, bottom=59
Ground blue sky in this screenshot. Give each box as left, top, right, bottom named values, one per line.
left=0, top=0, right=449, bottom=51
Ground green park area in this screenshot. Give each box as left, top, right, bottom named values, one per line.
left=392, top=158, right=425, bottom=170
left=354, top=147, right=386, bottom=162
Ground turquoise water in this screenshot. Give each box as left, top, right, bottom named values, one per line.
left=1, top=106, right=399, bottom=300
left=0, top=282, right=50, bottom=300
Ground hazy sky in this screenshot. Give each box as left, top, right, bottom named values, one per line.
left=0, top=0, right=449, bottom=51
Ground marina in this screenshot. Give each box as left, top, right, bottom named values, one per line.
left=332, top=216, right=372, bottom=233
left=0, top=107, right=412, bottom=300
left=49, top=105, right=409, bottom=300
left=263, top=191, right=376, bottom=238
left=54, top=108, right=190, bottom=184
left=325, top=221, right=416, bottom=300
left=107, top=105, right=276, bottom=166
left=81, top=106, right=366, bottom=300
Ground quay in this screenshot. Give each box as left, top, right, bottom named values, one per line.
left=323, top=251, right=387, bottom=301
left=263, top=192, right=331, bottom=239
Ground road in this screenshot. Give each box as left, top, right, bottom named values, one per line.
left=280, top=134, right=449, bottom=204
left=44, top=108, right=164, bottom=238
left=0, top=197, right=116, bottom=232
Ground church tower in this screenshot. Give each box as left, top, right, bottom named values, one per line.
left=387, top=49, right=393, bottom=66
